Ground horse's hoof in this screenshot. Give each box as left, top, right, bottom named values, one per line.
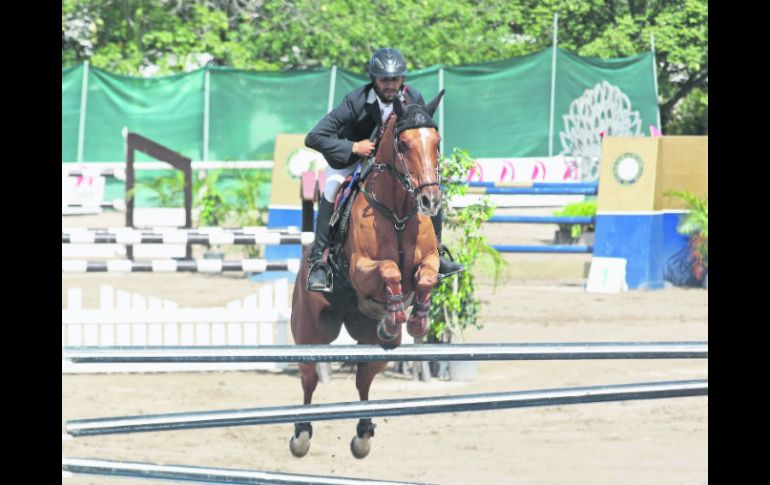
left=407, top=317, right=429, bottom=337
left=289, top=430, right=311, bottom=457
left=350, top=435, right=371, bottom=459
left=377, top=322, right=398, bottom=342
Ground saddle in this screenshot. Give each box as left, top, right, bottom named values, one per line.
left=317, top=161, right=371, bottom=310
left=316, top=110, right=392, bottom=309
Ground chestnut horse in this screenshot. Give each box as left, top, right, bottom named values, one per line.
left=290, top=90, right=445, bottom=459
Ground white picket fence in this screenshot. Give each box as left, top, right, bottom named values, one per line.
left=62, top=278, right=417, bottom=375
left=62, top=279, right=290, bottom=373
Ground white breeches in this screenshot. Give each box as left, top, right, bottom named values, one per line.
left=323, top=164, right=358, bottom=203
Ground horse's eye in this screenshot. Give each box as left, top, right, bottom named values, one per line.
left=398, top=140, right=408, bottom=152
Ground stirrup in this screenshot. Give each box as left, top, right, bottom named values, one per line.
left=307, top=261, right=334, bottom=293
left=438, top=246, right=465, bottom=280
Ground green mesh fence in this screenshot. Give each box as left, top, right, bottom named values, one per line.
left=444, top=49, right=554, bottom=157
left=553, top=50, right=660, bottom=157
left=83, top=69, right=204, bottom=162
left=62, top=64, right=83, bottom=162
left=63, top=48, right=659, bottom=162
left=208, top=67, right=330, bottom=161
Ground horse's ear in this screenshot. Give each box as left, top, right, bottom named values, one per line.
left=424, top=89, right=445, bottom=117
left=393, top=95, right=405, bottom=118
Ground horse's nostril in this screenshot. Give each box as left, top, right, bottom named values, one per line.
left=421, top=195, right=430, bottom=207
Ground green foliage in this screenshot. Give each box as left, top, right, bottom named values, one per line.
left=665, top=190, right=708, bottom=270
left=665, top=87, right=708, bottom=135
left=128, top=170, right=185, bottom=207
left=124, top=167, right=271, bottom=256
left=193, top=168, right=271, bottom=231
left=63, top=1, right=707, bottom=134
left=195, top=170, right=230, bottom=227
left=227, top=169, right=271, bottom=258
left=62, top=0, right=254, bottom=75
left=428, top=148, right=504, bottom=342
left=553, top=199, right=597, bottom=238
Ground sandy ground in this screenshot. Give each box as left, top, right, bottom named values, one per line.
left=62, top=210, right=708, bottom=484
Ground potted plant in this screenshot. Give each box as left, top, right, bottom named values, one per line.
left=552, top=199, right=597, bottom=245
left=194, top=169, right=231, bottom=259
left=225, top=168, right=271, bottom=258
left=665, top=190, right=708, bottom=288
left=125, top=170, right=189, bottom=231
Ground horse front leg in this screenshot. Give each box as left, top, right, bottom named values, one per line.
left=407, top=254, right=439, bottom=337
left=350, top=253, right=405, bottom=341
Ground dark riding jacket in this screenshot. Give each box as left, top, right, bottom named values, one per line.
left=305, top=83, right=425, bottom=169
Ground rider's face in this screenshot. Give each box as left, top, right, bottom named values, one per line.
left=373, top=76, right=404, bottom=103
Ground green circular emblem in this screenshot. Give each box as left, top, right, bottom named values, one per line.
left=612, top=152, right=644, bottom=185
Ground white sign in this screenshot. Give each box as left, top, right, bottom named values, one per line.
left=467, top=156, right=582, bottom=183
left=586, top=257, right=628, bottom=293
left=62, top=172, right=106, bottom=209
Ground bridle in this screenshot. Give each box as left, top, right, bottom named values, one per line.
left=392, top=129, right=441, bottom=200
left=357, top=112, right=441, bottom=268
left=364, top=112, right=440, bottom=204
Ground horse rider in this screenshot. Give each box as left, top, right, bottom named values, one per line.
left=304, top=47, right=465, bottom=293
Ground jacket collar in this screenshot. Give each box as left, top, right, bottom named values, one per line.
left=366, top=85, right=378, bottom=105
left=364, top=85, right=382, bottom=125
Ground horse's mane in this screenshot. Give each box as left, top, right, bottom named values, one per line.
left=379, top=111, right=397, bottom=140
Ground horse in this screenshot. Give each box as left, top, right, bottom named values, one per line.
left=289, top=90, right=445, bottom=459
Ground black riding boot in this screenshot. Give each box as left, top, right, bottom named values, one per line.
left=432, top=209, right=465, bottom=277
left=306, top=198, right=335, bottom=293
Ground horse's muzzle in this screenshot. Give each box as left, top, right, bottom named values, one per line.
left=417, top=187, right=441, bottom=217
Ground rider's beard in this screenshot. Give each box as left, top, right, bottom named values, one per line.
left=374, top=83, right=402, bottom=104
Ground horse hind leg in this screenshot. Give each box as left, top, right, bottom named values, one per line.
left=289, top=284, right=344, bottom=457
left=350, top=359, right=390, bottom=459
left=316, top=307, right=344, bottom=384
left=289, top=361, right=318, bottom=457
left=289, top=320, right=343, bottom=456
left=290, top=421, right=313, bottom=458
left=351, top=417, right=376, bottom=459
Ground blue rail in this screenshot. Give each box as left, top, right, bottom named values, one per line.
left=491, top=245, right=593, bottom=254
left=487, top=215, right=595, bottom=224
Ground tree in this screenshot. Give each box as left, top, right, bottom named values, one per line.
left=62, top=0, right=707, bottom=134
left=62, top=0, right=257, bottom=74
left=510, top=0, right=707, bottom=134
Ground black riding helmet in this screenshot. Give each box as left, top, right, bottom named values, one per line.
left=369, top=48, right=408, bottom=80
